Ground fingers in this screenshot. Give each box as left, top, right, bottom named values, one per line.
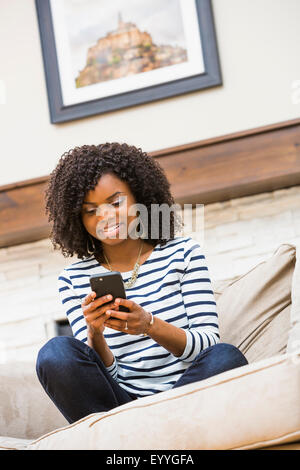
left=104, top=317, right=129, bottom=332
left=82, top=296, right=135, bottom=333
left=81, top=293, right=114, bottom=314
left=85, top=309, right=110, bottom=324
left=84, top=301, right=118, bottom=322
left=105, top=309, right=128, bottom=321
left=82, top=295, right=133, bottom=313
left=114, top=298, right=135, bottom=310
left=88, top=311, right=112, bottom=329
left=81, top=291, right=96, bottom=307
left=104, top=309, right=132, bottom=332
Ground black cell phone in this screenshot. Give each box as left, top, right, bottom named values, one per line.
left=89, top=271, right=130, bottom=312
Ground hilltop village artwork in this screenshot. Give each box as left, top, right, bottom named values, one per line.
left=36, top=0, right=221, bottom=121
left=75, top=13, right=188, bottom=88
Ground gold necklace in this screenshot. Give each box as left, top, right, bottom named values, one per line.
left=103, top=240, right=144, bottom=288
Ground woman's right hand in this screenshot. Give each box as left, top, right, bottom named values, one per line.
left=81, top=292, right=118, bottom=336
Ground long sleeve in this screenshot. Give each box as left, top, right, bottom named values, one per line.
left=57, top=271, right=87, bottom=341
left=57, top=269, right=118, bottom=380
left=177, top=240, right=220, bottom=362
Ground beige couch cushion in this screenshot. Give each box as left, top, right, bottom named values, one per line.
left=0, top=361, right=68, bottom=440
left=0, top=436, right=31, bottom=450
left=21, top=351, right=300, bottom=450
left=287, top=242, right=300, bottom=354
left=213, top=244, right=296, bottom=362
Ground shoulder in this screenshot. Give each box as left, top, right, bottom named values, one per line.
left=164, top=236, right=201, bottom=254
left=156, top=236, right=202, bottom=262
left=172, top=237, right=206, bottom=269
left=159, top=236, right=199, bottom=250
left=57, top=255, right=96, bottom=285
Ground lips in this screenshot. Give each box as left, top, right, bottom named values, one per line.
left=103, top=223, right=120, bottom=232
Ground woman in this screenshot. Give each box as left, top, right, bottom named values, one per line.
left=36, top=142, right=247, bottom=424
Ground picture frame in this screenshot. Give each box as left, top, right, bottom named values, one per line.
left=35, top=0, right=222, bottom=124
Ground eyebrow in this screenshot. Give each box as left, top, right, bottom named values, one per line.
left=83, top=191, right=124, bottom=205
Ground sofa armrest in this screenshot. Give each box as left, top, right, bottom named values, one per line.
left=0, top=361, right=68, bottom=440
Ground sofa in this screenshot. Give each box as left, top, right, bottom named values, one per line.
left=0, top=243, right=300, bottom=450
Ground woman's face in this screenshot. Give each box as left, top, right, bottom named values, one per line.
left=81, top=173, right=140, bottom=246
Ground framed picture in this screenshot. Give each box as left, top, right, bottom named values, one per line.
left=35, top=0, right=222, bottom=123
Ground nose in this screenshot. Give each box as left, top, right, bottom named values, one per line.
left=95, top=203, right=117, bottom=220
left=94, top=204, right=118, bottom=228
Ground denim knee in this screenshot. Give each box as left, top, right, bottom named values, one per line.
left=210, top=342, right=248, bottom=368
left=36, top=336, right=82, bottom=383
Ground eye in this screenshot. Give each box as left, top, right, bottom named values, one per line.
left=84, top=198, right=123, bottom=215
left=112, top=200, right=121, bottom=207
left=112, top=198, right=124, bottom=207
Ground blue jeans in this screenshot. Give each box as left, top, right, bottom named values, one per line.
left=36, top=336, right=248, bottom=424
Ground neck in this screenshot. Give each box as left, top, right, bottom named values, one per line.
left=101, top=238, right=145, bottom=265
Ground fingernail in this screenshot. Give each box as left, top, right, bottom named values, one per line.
left=107, top=310, right=111, bottom=314
left=107, top=295, right=112, bottom=300
left=115, top=298, right=120, bottom=303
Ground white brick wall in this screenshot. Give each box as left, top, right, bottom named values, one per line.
left=182, top=186, right=300, bottom=282
left=0, top=239, right=77, bottom=362
left=1, top=185, right=300, bottom=362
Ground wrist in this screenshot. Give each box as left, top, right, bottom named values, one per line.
left=87, top=322, right=104, bottom=335
left=87, top=325, right=104, bottom=344
left=143, top=311, right=154, bottom=337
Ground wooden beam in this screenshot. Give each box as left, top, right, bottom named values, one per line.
left=0, top=118, right=300, bottom=248
left=0, top=180, right=50, bottom=247
left=153, top=118, right=300, bottom=205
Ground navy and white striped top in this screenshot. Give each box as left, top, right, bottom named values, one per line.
left=57, top=236, right=219, bottom=397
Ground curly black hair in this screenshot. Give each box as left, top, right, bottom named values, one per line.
left=45, top=142, right=184, bottom=261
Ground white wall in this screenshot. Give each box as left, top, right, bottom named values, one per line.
left=0, top=0, right=299, bottom=186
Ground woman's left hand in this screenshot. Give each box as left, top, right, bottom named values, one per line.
left=104, top=298, right=152, bottom=336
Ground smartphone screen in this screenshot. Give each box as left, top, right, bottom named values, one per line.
left=89, top=271, right=130, bottom=312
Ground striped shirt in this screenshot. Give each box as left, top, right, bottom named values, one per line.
left=57, top=236, right=219, bottom=397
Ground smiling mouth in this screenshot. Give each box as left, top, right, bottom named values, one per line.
left=101, top=223, right=122, bottom=234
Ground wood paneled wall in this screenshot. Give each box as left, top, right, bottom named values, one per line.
left=0, top=118, right=299, bottom=248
